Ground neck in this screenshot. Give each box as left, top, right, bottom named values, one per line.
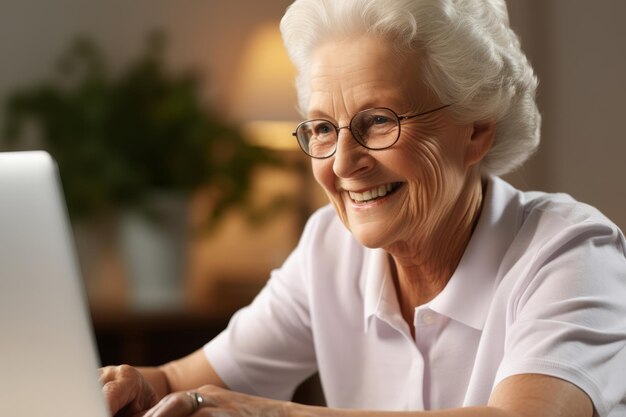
left=388, top=173, right=485, bottom=310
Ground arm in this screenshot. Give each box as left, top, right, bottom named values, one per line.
left=100, top=348, right=226, bottom=415
left=156, top=348, right=227, bottom=395
left=142, top=373, right=593, bottom=417
left=487, top=374, right=593, bottom=417
left=307, top=374, right=592, bottom=417
left=106, top=211, right=325, bottom=416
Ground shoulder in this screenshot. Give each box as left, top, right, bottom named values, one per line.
left=521, top=187, right=617, bottom=230
left=299, top=204, right=360, bottom=254
left=296, top=204, right=372, bottom=276
left=489, top=178, right=626, bottom=307
left=483, top=177, right=626, bottom=303
left=492, top=177, right=625, bottom=254
left=522, top=187, right=624, bottom=260
left=302, top=204, right=343, bottom=233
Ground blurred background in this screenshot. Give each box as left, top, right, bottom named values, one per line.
left=1, top=0, right=625, bottom=403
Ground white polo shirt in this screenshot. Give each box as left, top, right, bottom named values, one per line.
left=204, top=177, right=626, bottom=416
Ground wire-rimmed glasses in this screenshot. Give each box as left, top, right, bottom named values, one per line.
left=292, top=104, right=451, bottom=159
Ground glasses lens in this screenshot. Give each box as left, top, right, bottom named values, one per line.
left=296, top=119, right=337, bottom=158
left=351, top=108, right=399, bottom=149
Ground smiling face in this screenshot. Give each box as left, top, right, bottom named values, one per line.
left=307, top=36, right=484, bottom=254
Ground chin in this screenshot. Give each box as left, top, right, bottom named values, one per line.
left=349, top=225, right=393, bottom=249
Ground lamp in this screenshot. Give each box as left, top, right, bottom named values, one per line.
left=229, top=21, right=300, bottom=151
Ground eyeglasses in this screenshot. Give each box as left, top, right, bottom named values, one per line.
left=292, top=104, right=451, bottom=159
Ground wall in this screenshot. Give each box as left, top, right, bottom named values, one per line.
left=0, top=0, right=293, bottom=117
left=1, top=1, right=625, bottom=295
left=505, top=1, right=626, bottom=230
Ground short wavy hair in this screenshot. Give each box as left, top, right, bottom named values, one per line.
left=280, top=0, right=540, bottom=176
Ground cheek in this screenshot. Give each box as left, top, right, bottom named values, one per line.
left=311, top=159, right=335, bottom=194
left=397, top=133, right=464, bottom=224
left=312, top=158, right=351, bottom=228
left=400, top=133, right=450, bottom=191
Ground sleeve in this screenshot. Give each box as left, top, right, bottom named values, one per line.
left=203, top=211, right=323, bottom=401
left=496, top=220, right=626, bottom=417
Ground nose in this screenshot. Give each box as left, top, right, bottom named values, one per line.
left=332, top=127, right=372, bottom=178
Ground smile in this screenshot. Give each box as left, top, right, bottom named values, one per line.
left=348, top=182, right=402, bottom=203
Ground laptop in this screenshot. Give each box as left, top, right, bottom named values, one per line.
left=0, top=151, right=110, bottom=417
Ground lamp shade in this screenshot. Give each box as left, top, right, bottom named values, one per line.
left=230, top=21, right=300, bottom=150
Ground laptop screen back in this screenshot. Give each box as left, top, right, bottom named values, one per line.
left=0, top=151, right=109, bottom=417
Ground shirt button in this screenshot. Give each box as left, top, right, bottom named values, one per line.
left=422, top=311, right=436, bottom=325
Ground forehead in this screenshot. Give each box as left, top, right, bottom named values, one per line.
left=307, top=36, right=427, bottom=117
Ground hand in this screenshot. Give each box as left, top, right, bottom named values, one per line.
left=100, top=365, right=159, bottom=417
left=143, top=385, right=291, bottom=417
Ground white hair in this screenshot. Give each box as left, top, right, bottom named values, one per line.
left=280, top=0, right=540, bottom=176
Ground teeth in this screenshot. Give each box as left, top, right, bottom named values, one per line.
left=349, top=183, right=398, bottom=202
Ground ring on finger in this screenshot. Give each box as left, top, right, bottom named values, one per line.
left=186, top=391, right=205, bottom=412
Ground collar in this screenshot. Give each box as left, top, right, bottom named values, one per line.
left=363, top=176, right=521, bottom=332
left=363, top=248, right=400, bottom=331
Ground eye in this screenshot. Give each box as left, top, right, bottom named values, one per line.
left=314, top=121, right=335, bottom=135
left=373, top=115, right=392, bottom=125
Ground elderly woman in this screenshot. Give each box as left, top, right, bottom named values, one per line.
left=100, top=0, right=626, bottom=416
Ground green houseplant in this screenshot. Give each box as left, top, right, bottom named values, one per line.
left=2, top=32, right=300, bottom=309
left=1, top=31, right=287, bottom=228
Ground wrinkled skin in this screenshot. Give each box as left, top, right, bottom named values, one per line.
left=100, top=366, right=290, bottom=417
left=100, top=365, right=159, bottom=417
left=308, top=36, right=490, bottom=309
left=141, top=385, right=290, bottom=417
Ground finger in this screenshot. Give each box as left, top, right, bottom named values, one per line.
left=143, top=392, right=201, bottom=417
left=100, top=365, right=156, bottom=415
left=100, top=366, right=133, bottom=414
left=102, top=380, right=131, bottom=415
left=195, top=385, right=223, bottom=408
left=98, top=365, right=117, bottom=385
left=188, top=390, right=220, bottom=408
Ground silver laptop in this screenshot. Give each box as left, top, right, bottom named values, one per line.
left=0, top=151, right=110, bottom=417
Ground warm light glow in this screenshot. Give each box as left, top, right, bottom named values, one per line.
left=242, top=120, right=299, bottom=151
left=230, top=21, right=300, bottom=123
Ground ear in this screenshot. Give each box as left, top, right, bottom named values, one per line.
left=465, top=120, right=496, bottom=167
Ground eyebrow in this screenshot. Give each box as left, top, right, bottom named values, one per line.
left=306, top=109, right=333, bottom=120
left=307, top=100, right=403, bottom=121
